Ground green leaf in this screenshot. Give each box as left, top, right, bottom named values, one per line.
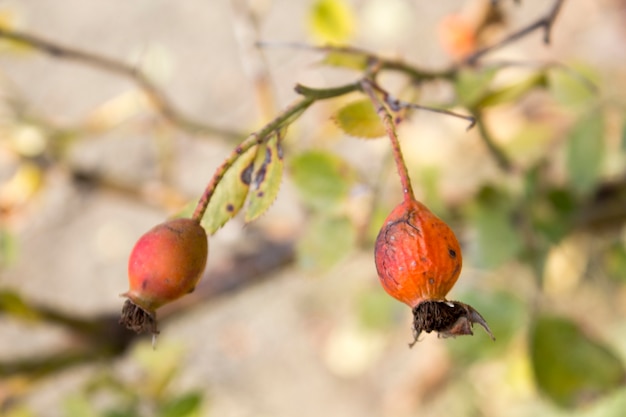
left=454, top=67, right=499, bottom=108
left=289, top=150, right=356, bottom=212
left=201, top=145, right=259, bottom=234
left=297, top=215, right=356, bottom=270
left=468, top=187, right=522, bottom=268
left=245, top=135, right=284, bottom=222
left=159, top=392, right=203, bottom=417
left=530, top=314, right=626, bottom=409
left=548, top=64, right=599, bottom=109
left=334, top=99, right=386, bottom=139
left=566, top=110, right=605, bottom=195
left=320, top=51, right=368, bottom=71
left=476, top=72, right=547, bottom=108
left=308, top=0, right=355, bottom=45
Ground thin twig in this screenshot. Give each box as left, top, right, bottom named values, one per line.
left=0, top=28, right=241, bottom=139
left=360, top=78, right=415, bottom=203
left=368, top=81, right=476, bottom=130
left=465, top=0, right=565, bottom=65
left=257, top=40, right=456, bottom=82
left=473, top=111, right=513, bottom=171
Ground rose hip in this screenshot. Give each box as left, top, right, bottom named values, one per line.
left=119, top=218, right=208, bottom=338
left=375, top=198, right=494, bottom=346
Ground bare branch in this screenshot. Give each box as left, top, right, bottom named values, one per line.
left=465, top=0, right=565, bottom=65
left=0, top=28, right=242, bottom=139
left=367, top=81, right=476, bottom=130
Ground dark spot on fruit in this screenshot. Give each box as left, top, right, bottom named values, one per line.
left=235, top=146, right=243, bottom=155
left=257, top=191, right=264, bottom=197
left=429, top=278, right=435, bottom=285
left=141, top=279, right=148, bottom=290
left=226, top=204, right=235, bottom=212
left=448, top=248, right=457, bottom=258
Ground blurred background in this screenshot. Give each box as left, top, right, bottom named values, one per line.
left=1, top=0, right=626, bottom=416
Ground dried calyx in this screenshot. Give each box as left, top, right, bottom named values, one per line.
left=410, top=300, right=495, bottom=347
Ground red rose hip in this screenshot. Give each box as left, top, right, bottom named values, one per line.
left=120, top=218, right=208, bottom=338
left=375, top=198, right=493, bottom=346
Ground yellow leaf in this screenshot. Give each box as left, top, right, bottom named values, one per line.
left=334, top=99, right=385, bottom=139
left=308, top=0, right=356, bottom=45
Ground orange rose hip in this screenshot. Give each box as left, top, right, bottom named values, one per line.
left=375, top=198, right=493, bottom=345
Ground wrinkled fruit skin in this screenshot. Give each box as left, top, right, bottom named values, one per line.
left=375, top=198, right=462, bottom=308
left=375, top=199, right=493, bottom=344
left=122, top=218, right=208, bottom=313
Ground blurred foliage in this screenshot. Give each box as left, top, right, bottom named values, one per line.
left=307, top=0, right=355, bottom=45
left=61, top=343, right=204, bottom=417
left=530, top=315, right=625, bottom=409
left=1, top=1, right=626, bottom=416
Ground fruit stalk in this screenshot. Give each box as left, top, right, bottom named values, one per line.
left=360, top=79, right=415, bottom=203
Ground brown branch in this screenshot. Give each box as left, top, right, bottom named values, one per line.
left=465, top=0, right=565, bottom=65
left=0, top=28, right=242, bottom=139
left=0, top=237, right=295, bottom=378
left=257, top=41, right=456, bottom=83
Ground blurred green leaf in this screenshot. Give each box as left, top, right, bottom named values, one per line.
left=201, top=144, right=259, bottom=234
left=530, top=314, right=626, bottom=409
left=476, top=72, right=547, bottom=108
left=548, top=64, right=599, bottom=109
left=0, top=227, right=17, bottom=267
left=245, top=135, right=284, bottom=222
left=3, top=406, right=35, bottom=417
left=366, top=204, right=390, bottom=245
left=566, top=109, right=605, bottom=195
left=297, top=215, right=356, bottom=270
left=356, top=288, right=400, bottom=331
left=603, top=242, right=626, bottom=283
left=103, top=410, right=136, bottom=417
left=447, top=291, right=526, bottom=363
left=159, top=392, right=203, bottom=417
left=320, top=51, right=368, bottom=71
left=454, top=67, right=499, bottom=108
left=308, top=0, right=355, bottom=45
left=0, top=290, right=40, bottom=320
left=417, top=166, right=446, bottom=216
left=289, top=150, right=356, bottom=212
left=468, top=187, right=522, bottom=268
left=132, top=342, right=185, bottom=399
left=63, top=396, right=99, bottom=417
left=333, top=99, right=386, bottom=139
